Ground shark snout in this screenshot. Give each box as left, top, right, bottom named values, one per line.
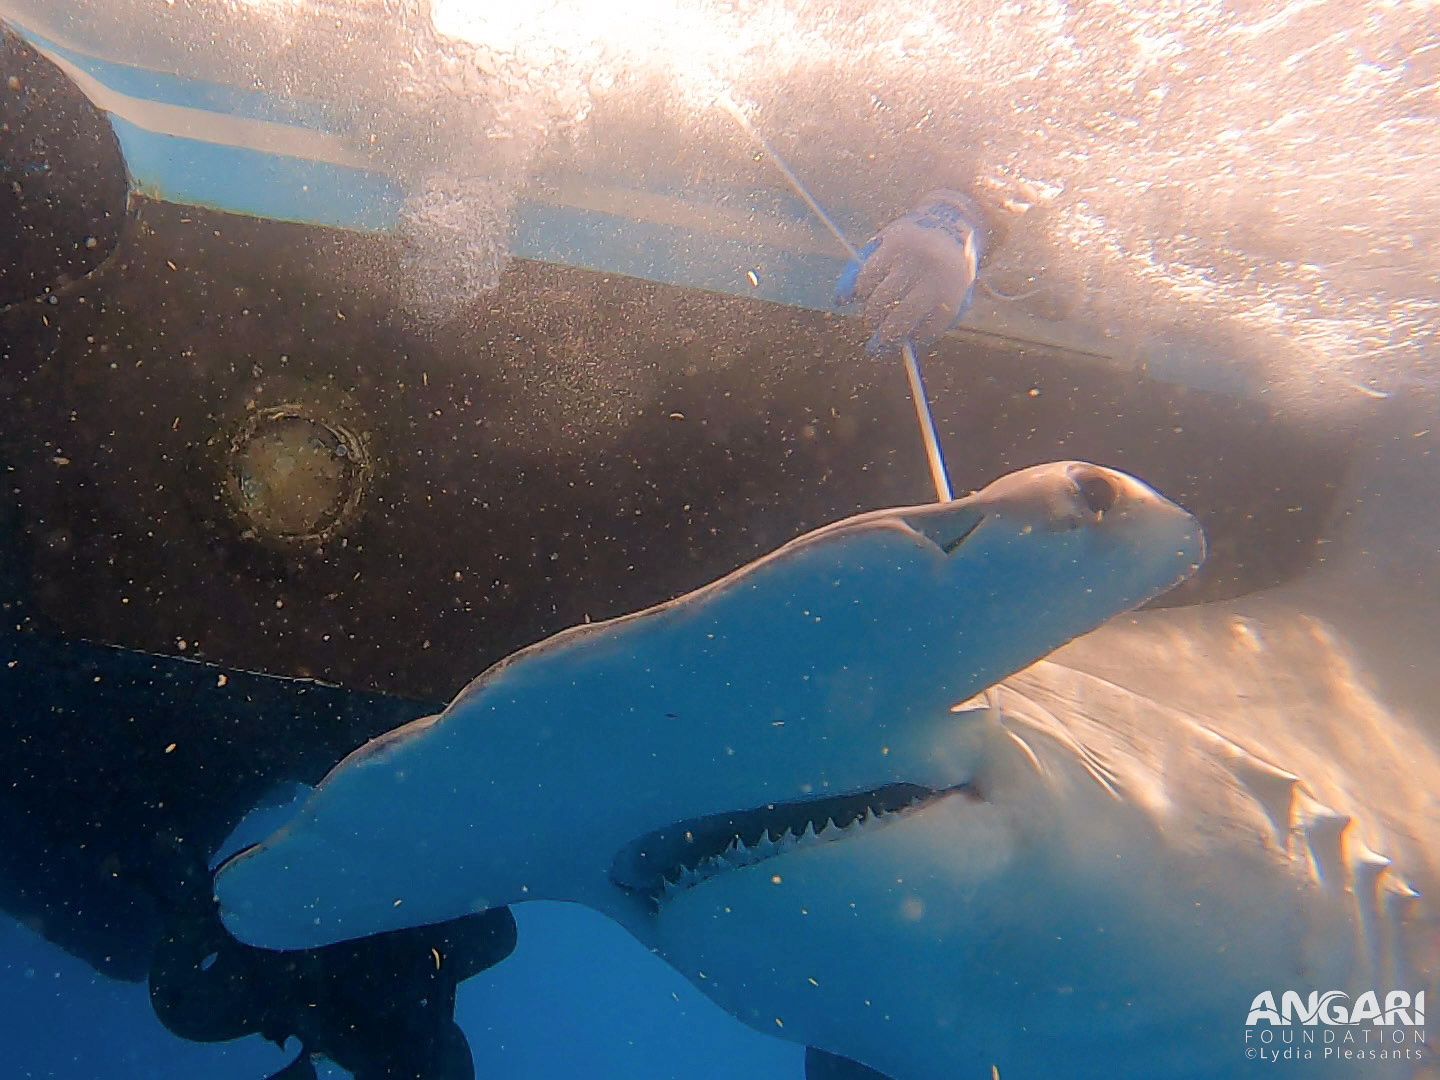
left=902, top=461, right=1204, bottom=584
left=1040, top=462, right=1175, bottom=536
left=1048, top=462, right=1206, bottom=580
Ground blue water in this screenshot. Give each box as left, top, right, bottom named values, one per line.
left=2, top=901, right=804, bottom=1079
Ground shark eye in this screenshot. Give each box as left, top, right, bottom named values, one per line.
left=1070, top=465, right=1119, bottom=516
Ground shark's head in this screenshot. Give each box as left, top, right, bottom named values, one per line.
left=601, top=462, right=1205, bottom=906
left=896, top=460, right=1200, bottom=621
left=216, top=462, right=1203, bottom=952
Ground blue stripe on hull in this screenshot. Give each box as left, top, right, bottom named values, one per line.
left=112, top=118, right=406, bottom=233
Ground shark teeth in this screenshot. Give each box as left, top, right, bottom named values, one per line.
left=661, top=821, right=857, bottom=897
left=617, top=783, right=975, bottom=908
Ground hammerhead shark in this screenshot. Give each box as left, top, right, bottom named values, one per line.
left=216, top=431, right=1437, bottom=1076
left=214, top=460, right=1211, bottom=1065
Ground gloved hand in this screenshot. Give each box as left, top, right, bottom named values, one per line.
left=835, top=190, right=988, bottom=355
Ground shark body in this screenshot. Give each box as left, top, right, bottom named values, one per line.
left=214, top=459, right=1249, bottom=1077
left=215, top=461, right=1201, bottom=941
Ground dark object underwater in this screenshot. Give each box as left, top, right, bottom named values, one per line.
left=806, top=1047, right=894, bottom=1080
left=151, top=866, right=516, bottom=1080
left=0, top=24, right=126, bottom=308
left=0, top=625, right=434, bottom=980
left=0, top=597, right=517, bottom=1079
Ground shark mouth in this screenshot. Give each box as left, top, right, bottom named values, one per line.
left=611, top=783, right=977, bottom=907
